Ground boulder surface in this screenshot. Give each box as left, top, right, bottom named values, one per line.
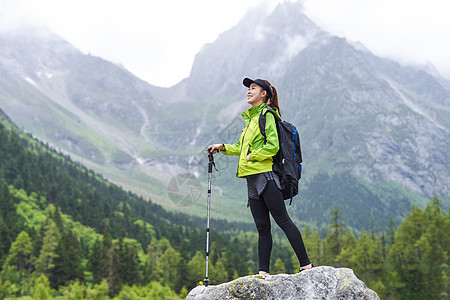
left=187, top=266, right=379, bottom=300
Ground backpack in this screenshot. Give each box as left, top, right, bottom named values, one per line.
left=259, top=106, right=302, bottom=204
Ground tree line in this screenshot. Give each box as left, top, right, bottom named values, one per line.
left=1, top=188, right=448, bottom=299
left=0, top=120, right=448, bottom=299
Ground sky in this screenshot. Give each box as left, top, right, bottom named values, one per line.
left=1, top=0, right=450, bottom=87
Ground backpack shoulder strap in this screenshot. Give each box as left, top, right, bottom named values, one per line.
left=259, top=106, right=277, bottom=144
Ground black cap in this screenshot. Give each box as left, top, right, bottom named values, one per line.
left=243, top=78, right=272, bottom=99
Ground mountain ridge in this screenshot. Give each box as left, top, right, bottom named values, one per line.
left=0, top=1, right=448, bottom=231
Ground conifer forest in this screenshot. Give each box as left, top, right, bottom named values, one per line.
left=0, top=120, right=448, bottom=300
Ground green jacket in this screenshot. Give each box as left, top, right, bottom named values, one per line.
left=221, top=103, right=281, bottom=178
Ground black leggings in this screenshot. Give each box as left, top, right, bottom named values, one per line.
left=249, top=180, right=310, bottom=273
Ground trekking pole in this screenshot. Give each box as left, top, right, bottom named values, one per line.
left=204, top=148, right=217, bottom=287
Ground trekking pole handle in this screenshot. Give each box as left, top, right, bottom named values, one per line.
left=207, top=147, right=214, bottom=161
left=207, top=148, right=218, bottom=172
left=207, top=148, right=213, bottom=173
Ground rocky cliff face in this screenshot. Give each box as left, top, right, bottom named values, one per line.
left=180, top=2, right=327, bottom=102
left=0, top=26, right=165, bottom=166
left=187, top=266, right=379, bottom=300
left=184, top=3, right=449, bottom=200
left=182, top=2, right=450, bottom=198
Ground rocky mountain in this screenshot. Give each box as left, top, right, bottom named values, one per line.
left=0, top=2, right=448, bottom=231
left=166, top=2, right=450, bottom=229
left=0, top=26, right=167, bottom=155
left=179, top=2, right=449, bottom=198
left=0, top=26, right=175, bottom=203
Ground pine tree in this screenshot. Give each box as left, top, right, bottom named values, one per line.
left=353, top=230, right=384, bottom=286
left=86, top=279, right=109, bottom=299
left=0, top=269, right=13, bottom=300
left=63, top=280, right=86, bottom=299
left=387, top=217, right=396, bottom=246
left=34, top=218, right=60, bottom=277
left=335, top=230, right=357, bottom=269
left=157, top=242, right=182, bottom=292
left=0, top=179, right=24, bottom=260
left=31, top=274, right=54, bottom=300
left=187, top=251, right=204, bottom=288
left=179, top=286, right=189, bottom=299
left=211, top=257, right=228, bottom=285
left=89, top=237, right=104, bottom=284
left=325, top=206, right=344, bottom=266
left=117, top=239, right=141, bottom=285
left=272, top=258, right=286, bottom=274
left=89, top=231, right=113, bottom=285
left=388, top=205, right=430, bottom=299
left=143, top=239, right=159, bottom=283
left=420, top=198, right=448, bottom=299
left=107, top=243, right=121, bottom=297
left=50, top=228, right=84, bottom=288
left=5, top=231, right=32, bottom=296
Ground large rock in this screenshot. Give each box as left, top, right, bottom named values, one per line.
left=187, top=266, right=379, bottom=300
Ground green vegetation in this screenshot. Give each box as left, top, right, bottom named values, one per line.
left=111, top=150, right=134, bottom=165
left=0, top=118, right=287, bottom=297
left=0, top=119, right=448, bottom=299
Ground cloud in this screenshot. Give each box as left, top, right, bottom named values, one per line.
left=303, top=0, right=450, bottom=79
left=1, top=0, right=449, bottom=85
left=0, top=0, right=35, bottom=32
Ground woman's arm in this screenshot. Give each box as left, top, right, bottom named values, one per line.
left=207, top=140, right=241, bottom=156
left=221, top=140, right=240, bottom=156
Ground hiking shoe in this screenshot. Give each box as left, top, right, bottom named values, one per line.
left=299, top=263, right=315, bottom=272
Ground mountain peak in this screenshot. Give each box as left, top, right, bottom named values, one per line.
left=0, top=25, right=71, bottom=49
left=184, top=0, right=327, bottom=101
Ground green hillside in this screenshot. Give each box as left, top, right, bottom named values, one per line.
left=1, top=23, right=449, bottom=235
left=1, top=116, right=449, bottom=299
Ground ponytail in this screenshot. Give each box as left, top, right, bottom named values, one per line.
left=262, top=80, right=281, bottom=116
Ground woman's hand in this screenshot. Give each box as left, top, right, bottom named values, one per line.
left=247, top=154, right=251, bottom=161
left=207, top=144, right=223, bottom=154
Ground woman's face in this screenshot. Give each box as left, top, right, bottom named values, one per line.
left=247, top=83, right=266, bottom=107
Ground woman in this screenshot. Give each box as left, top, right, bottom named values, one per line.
left=208, top=78, right=313, bottom=275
